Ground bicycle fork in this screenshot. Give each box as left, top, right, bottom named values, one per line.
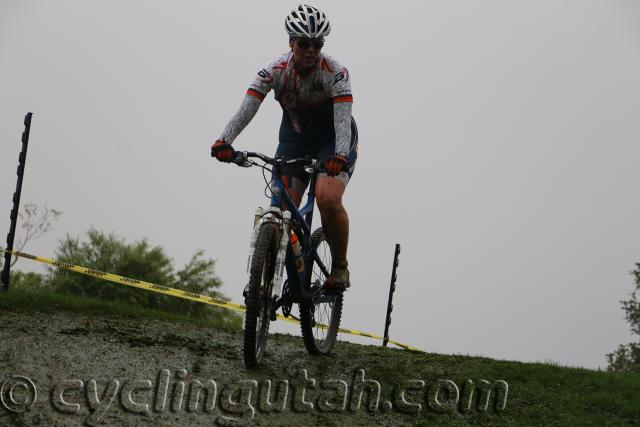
left=244, top=207, right=291, bottom=300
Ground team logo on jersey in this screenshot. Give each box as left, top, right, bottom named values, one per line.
left=257, top=69, right=273, bottom=83
left=333, top=68, right=349, bottom=85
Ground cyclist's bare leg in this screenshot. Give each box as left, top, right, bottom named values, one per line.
left=315, top=175, right=348, bottom=264
left=280, top=174, right=349, bottom=265
left=281, top=177, right=305, bottom=207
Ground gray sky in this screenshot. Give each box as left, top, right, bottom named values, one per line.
left=2, top=0, right=639, bottom=369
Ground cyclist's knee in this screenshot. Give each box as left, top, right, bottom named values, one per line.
left=316, top=189, right=343, bottom=214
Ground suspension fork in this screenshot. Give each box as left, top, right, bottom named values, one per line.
left=271, top=211, right=291, bottom=299
left=244, top=207, right=291, bottom=300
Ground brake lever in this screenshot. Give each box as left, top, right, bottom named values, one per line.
left=233, top=151, right=252, bottom=168
left=304, top=159, right=325, bottom=174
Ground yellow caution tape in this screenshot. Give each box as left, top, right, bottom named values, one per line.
left=1, top=248, right=246, bottom=311
left=0, top=248, right=422, bottom=352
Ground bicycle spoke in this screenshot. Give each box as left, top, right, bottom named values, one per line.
left=311, top=240, right=333, bottom=346
left=300, top=228, right=343, bottom=355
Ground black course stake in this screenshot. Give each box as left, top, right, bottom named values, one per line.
left=2, top=112, right=33, bottom=291
left=383, top=243, right=401, bottom=347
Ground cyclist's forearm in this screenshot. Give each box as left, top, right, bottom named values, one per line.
left=219, top=95, right=262, bottom=144
left=333, top=101, right=352, bottom=155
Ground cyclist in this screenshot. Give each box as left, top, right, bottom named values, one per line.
left=211, top=4, right=357, bottom=292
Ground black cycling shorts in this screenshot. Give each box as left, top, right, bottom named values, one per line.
left=274, top=118, right=358, bottom=189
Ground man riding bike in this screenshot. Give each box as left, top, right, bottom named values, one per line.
left=211, top=4, right=358, bottom=292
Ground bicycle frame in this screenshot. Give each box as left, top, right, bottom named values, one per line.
left=230, top=151, right=344, bottom=366
left=243, top=155, right=330, bottom=303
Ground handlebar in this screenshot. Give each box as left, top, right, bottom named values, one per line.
left=231, top=151, right=325, bottom=173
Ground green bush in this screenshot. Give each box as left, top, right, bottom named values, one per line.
left=9, top=270, right=46, bottom=289
left=42, top=228, right=240, bottom=326
left=608, top=263, right=640, bottom=372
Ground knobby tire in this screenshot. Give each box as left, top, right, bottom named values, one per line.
left=243, top=223, right=277, bottom=369
left=299, top=227, right=343, bottom=355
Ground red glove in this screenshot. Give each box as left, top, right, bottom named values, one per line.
left=211, top=140, right=234, bottom=162
left=324, top=155, right=348, bottom=176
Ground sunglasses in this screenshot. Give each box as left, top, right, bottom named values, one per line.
left=296, top=38, right=324, bottom=49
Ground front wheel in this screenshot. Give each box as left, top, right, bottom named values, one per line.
left=299, top=227, right=343, bottom=355
left=243, top=223, right=278, bottom=369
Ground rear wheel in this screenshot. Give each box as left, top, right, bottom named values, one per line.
left=243, top=223, right=277, bottom=368
left=299, top=227, right=343, bottom=355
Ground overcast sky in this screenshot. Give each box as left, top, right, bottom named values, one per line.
left=2, top=1, right=639, bottom=369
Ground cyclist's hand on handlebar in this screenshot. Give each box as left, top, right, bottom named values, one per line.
left=211, top=140, right=235, bottom=162
left=324, top=154, right=348, bottom=176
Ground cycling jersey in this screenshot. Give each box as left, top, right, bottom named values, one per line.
left=219, top=51, right=355, bottom=156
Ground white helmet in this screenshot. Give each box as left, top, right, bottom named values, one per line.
left=285, top=4, right=331, bottom=39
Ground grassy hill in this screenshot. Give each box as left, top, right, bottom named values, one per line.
left=1, top=287, right=639, bottom=426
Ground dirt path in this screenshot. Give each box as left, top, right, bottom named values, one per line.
left=1, top=310, right=435, bottom=426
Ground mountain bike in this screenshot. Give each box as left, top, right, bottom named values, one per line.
left=226, top=151, right=343, bottom=369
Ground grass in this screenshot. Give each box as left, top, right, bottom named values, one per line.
left=300, top=340, right=640, bottom=426
left=0, top=285, right=241, bottom=331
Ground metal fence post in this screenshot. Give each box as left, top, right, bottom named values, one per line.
left=383, top=243, right=400, bottom=347
left=2, top=112, right=33, bottom=291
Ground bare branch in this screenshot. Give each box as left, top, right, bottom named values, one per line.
left=10, top=202, right=63, bottom=267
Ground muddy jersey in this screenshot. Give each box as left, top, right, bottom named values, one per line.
left=247, top=51, right=354, bottom=152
